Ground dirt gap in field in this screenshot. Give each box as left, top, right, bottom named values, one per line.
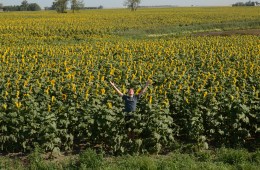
left=193, top=29, right=260, bottom=36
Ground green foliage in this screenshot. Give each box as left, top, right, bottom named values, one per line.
left=232, top=1, right=260, bottom=6
left=117, top=155, right=158, bottom=170
left=1, top=1, right=41, bottom=11
left=78, top=148, right=103, bottom=169
left=215, top=148, right=250, bottom=165
left=1, top=148, right=260, bottom=170
left=27, top=3, right=41, bottom=11
left=53, top=0, right=69, bottom=13
left=124, top=0, right=141, bottom=11
left=71, top=0, right=84, bottom=13
left=27, top=146, right=46, bottom=169
left=251, top=150, right=260, bottom=164
left=20, top=0, right=29, bottom=11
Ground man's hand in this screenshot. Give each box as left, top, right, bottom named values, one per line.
left=109, top=81, right=123, bottom=97
left=139, top=80, right=152, bottom=96
left=110, top=81, right=115, bottom=86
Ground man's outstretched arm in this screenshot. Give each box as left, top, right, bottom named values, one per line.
left=138, top=80, right=152, bottom=96
left=110, top=81, right=124, bottom=97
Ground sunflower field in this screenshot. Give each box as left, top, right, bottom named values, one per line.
left=0, top=7, right=259, bottom=154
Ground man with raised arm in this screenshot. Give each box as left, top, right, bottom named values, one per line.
left=109, top=80, right=151, bottom=139
left=109, top=80, right=151, bottom=112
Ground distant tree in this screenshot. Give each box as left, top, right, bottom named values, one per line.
left=232, top=1, right=259, bottom=6
left=20, top=0, right=29, bottom=11
left=3, top=5, right=21, bottom=11
left=0, top=3, right=3, bottom=9
left=124, top=0, right=141, bottom=11
left=28, top=3, right=41, bottom=11
left=1, top=1, right=41, bottom=11
left=245, top=1, right=255, bottom=5
left=232, top=2, right=244, bottom=6
left=71, top=0, right=84, bottom=13
left=53, top=0, right=69, bottom=13
left=50, top=2, right=57, bottom=10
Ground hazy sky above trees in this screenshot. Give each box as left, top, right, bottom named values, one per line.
left=1, top=0, right=253, bottom=8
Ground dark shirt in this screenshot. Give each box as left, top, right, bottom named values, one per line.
left=122, top=95, right=141, bottom=112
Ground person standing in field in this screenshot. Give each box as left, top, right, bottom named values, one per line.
left=109, top=80, right=151, bottom=112
left=109, top=80, right=152, bottom=139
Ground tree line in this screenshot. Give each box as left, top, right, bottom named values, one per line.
left=0, top=0, right=142, bottom=13
left=0, top=0, right=84, bottom=13
left=50, top=0, right=85, bottom=13
left=0, top=0, right=41, bottom=11
left=232, top=1, right=259, bottom=6
left=52, top=0, right=141, bottom=13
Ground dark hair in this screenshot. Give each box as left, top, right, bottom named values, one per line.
left=128, top=88, right=134, bottom=92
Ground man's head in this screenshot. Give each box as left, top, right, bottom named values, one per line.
left=128, top=88, right=134, bottom=96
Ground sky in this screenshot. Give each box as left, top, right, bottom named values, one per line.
left=0, top=0, right=253, bottom=8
